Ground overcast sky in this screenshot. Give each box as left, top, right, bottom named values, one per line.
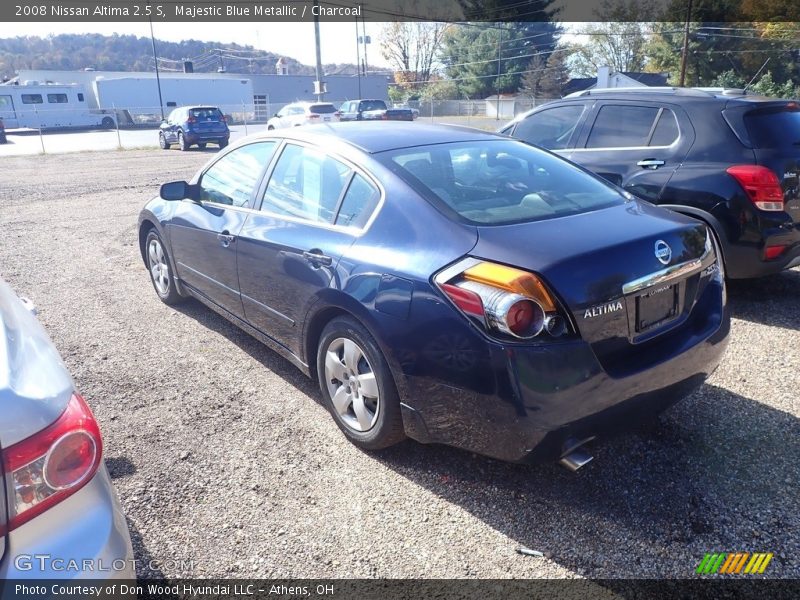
left=6, top=22, right=390, bottom=68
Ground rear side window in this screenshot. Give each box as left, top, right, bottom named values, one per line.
left=261, top=144, right=352, bottom=223
left=514, top=105, right=585, bottom=150
left=587, top=105, right=660, bottom=148
left=190, top=107, right=223, bottom=120
left=310, top=104, right=337, bottom=114
left=382, top=140, right=625, bottom=226
left=650, top=109, right=679, bottom=146
left=336, top=174, right=379, bottom=228
left=199, top=141, right=277, bottom=208
left=21, top=94, right=43, bottom=104
left=744, top=105, right=800, bottom=148
left=47, top=94, right=68, bottom=104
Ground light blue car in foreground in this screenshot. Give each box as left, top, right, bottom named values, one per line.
left=0, top=278, right=134, bottom=580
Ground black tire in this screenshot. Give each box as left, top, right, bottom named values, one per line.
left=158, top=132, right=169, bottom=149
left=101, top=116, right=115, bottom=129
left=316, top=316, right=405, bottom=450
left=267, top=125, right=275, bottom=131
left=197, top=142, right=207, bottom=149
left=178, top=131, right=189, bottom=151
left=144, top=230, right=184, bottom=305
left=218, top=138, right=228, bottom=149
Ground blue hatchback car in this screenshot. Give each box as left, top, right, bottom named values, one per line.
left=138, top=123, right=729, bottom=466
left=159, top=105, right=230, bottom=151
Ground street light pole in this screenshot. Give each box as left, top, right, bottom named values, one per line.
left=313, top=0, right=324, bottom=101
left=148, top=1, right=165, bottom=120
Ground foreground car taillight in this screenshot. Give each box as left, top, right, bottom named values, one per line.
left=436, top=259, right=570, bottom=340
left=726, top=165, right=784, bottom=211
left=2, top=393, right=102, bottom=532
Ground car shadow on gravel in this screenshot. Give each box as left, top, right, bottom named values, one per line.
left=171, top=298, right=319, bottom=397
left=373, top=384, right=800, bottom=578
left=727, top=268, right=800, bottom=330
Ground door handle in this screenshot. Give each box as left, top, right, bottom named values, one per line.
left=217, top=231, right=235, bottom=248
left=302, top=250, right=333, bottom=267
left=637, top=159, right=665, bottom=169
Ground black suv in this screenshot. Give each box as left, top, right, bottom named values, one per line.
left=502, top=88, right=800, bottom=278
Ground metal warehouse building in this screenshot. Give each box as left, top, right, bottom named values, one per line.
left=15, top=69, right=390, bottom=121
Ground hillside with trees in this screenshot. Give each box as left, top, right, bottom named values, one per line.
left=0, top=33, right=360, bottom=80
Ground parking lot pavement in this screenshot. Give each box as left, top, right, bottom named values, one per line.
left=0, top=149, right=797, bottom=580
left=0, top=124, right=269, bottom=156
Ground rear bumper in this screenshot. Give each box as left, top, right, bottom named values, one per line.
left=0, top=464, right=134, bottom=580
left=724, top=223, right=800, bottom=279
left=184, top=131, right=228, bottom=143
left=401, top=284, right=730, bottom=463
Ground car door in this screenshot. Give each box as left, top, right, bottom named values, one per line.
left=237, top=142, right=381, bottom=354
left=340, top=101, right=356, bottom=122
left=165, top=108, right=182, bottom=143
left=167, top=141, right=279, bottom=317
left=569, top=102, right=694, bottom=202
left=0, top=95, right=19, bottom=129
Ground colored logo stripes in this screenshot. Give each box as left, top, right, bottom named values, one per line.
left=696, top=552, right=773, bottom=574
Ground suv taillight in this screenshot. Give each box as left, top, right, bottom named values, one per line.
left=726, top=165, right=784, bottom=211
left=435, top=259, right=570, bottom=340
left=186, top=116, right=197, bottom=124
left=2, top=393, right=102, bottom=532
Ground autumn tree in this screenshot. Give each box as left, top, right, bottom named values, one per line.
left=380, top=22, right=447, bottom=96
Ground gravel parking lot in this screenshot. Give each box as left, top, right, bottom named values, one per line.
left=0, top=149, right=798, bottom=581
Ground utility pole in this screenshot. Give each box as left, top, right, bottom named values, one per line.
left=495, top=26, right=503, bottom=120
left=355, top=15, right=362, bottom=97
left=679, top=0, right=693, bottom=87
left=147, top=0, right=164, bottom=120
left=313, top=0, right=325, bottom=101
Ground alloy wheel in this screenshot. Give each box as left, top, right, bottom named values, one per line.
left=147, top=238, right=170, bottom=296
left=324, top=337, right=380, bottom=432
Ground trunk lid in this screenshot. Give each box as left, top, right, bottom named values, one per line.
left=0, top=278, right=74, bottom=560
left=471, top=201, right=713, bottom=357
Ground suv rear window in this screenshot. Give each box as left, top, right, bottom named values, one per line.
left=744, top=104, right=800, bottom=148
left=189, top=107, right=223, bottom=120
left=309, top=104, right=337, bottom=114
left=381, top=140, right=625, bottom=226
left=359, top=100, right=386, bottom=112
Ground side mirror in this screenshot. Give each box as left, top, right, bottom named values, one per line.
left=273, top=113, right=279, bottom=118
left=160, top=181, right=196, bottom=201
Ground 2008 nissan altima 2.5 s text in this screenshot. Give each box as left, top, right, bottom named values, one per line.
left=138, top=123, right=730, bottom=468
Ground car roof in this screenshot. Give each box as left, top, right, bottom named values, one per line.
left=562, top=87, right=787, bottom=104
left=249, top=122, right=503, bottom=154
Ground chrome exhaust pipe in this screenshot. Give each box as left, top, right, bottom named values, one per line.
left=559, top=448, right=594, bottom=471
left=558, top=437, right=595, bottom=471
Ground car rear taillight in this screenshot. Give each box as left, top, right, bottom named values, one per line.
left=187, top=116, right=197, bottom=124
left=2, top=393, right=102, bottom=532
left=309, top=114, right=320, bottom=119
left=220, top=115, right=227, bottom=123
left=334, top=111, right=342, bottom=118
left=726, top=165, right=784, bottom=211
left=764, top=244, right=789, bottom=260
left=436, top=259, right=571, bottom=340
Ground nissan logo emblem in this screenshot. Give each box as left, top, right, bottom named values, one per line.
left=654, top=240, right=672, bottom=265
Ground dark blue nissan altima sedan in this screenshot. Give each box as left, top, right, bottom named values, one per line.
left=138, top=123, right=730, bottom=467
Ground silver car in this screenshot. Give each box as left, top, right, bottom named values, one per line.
left=0, top=278, right=134, bottom=579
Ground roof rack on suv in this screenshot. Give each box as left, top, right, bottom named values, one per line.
left=564, top=86, right=737, bottom=98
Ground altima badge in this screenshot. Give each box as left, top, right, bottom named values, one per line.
left=584, top=300, right=623, bottom=319
left=654, top=240, right=672, bottom=265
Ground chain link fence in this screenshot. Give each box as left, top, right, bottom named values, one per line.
left=0, top=97, right=559, bottom=155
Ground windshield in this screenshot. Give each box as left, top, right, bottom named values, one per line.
left=190, top=107, right=223, bottom=120
left=744, top=104, right=800, bottom=148
left=380, top=140, right=626, bottom=225
left=310, top=104, right=337, bottom=114
left=359, top=100, right=387, bottom=112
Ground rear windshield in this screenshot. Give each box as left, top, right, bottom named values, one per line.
left=744, top=104, right=800, bottom=148
left=309, top=104, right=337, bottom=114
left=380, top=140, right=626, bottom=226
left=190, top=107, right=223, bottom=120
left=359, top=100, right=387, bottom=111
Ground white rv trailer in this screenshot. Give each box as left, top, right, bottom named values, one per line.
left=0, top=82, right=115, bottom=130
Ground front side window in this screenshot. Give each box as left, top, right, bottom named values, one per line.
left=199, top=141, right=278, bottom=208
left=586, top=105, right=660, bottom=148
left=513, top=105, right=585, bottom=150
left=47, top=94, right=68, bottom=104
left=382, top=140, right=625, bottom=226
left=21, top=94, right=43, bottom=105
left=261, top=144, right=351, bottom=223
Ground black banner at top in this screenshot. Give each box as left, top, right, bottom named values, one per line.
left=3, top=0, right=800, bottom=23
